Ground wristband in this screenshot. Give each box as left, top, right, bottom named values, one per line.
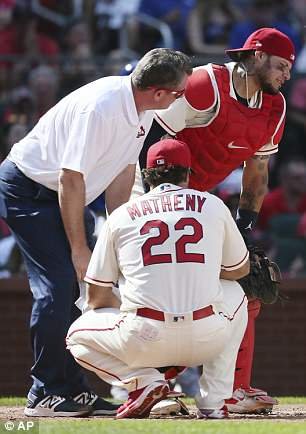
left=236, top=209, right=258, bottom=230
left=236, top=208, right=258, bottom=233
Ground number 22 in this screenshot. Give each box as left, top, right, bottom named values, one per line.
left=140, top=217, right=205, bottom=265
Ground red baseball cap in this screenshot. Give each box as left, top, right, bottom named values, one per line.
left=226, top=27, right=295, bottom=64
left=146, top=139, right=191, bottom=169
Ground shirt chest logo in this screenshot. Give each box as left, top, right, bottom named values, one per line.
left=136, top=125, right=145, bottom=138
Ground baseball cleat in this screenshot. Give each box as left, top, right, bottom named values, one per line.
left=116, top=381, right=170, bottom=419
left=150, top=396, right=190, bottom=416
left=225, top=387, right=278, bottom=414
left=73, top=391, right=120, bottom=416
left=150, top=389, right=188, bottom=416
left=197, top=405, right=229, bottom=419
left=150, top=398, right=181, bottom=416
left=110, top=385, right=128, bottom=401
left=24, top=394, right=91, bottom=417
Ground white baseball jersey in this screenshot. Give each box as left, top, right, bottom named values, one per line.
left=155, top=62, right=286, bottom=156
left=85, top=183, right=249, bottom=312
left=8, top=76, right=154, bottom=205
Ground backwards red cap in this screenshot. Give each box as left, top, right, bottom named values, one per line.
left=146, top=139, right=191, bottom=169
left=226, top=27, right=295, bottom=64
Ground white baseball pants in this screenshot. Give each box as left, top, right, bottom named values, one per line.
left=66, top=280, right=247, bottom=408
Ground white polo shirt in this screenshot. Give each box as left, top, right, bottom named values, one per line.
left=9, top=76, right=154, bottom=205
left=85, top=183, right=249, bottom=312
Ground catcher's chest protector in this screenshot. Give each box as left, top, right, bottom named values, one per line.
left=176, top=64, right=284, bottom=191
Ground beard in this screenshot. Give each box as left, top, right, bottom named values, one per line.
left=259, top=80, right=279, bottom=95
left=256, top=58, right=280, bottom=95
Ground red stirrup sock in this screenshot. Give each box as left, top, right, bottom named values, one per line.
left=234, top=299, right=261, bottom=390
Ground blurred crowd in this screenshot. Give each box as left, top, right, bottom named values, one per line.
left=1, top=0, right=306, bottom=278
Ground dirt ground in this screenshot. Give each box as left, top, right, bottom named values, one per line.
left=1, top=404, right=306, bottom=421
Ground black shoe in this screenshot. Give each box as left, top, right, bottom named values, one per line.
left=24, top=395, right=91, bottom=417
left=73, top=391, right=120, bottom=416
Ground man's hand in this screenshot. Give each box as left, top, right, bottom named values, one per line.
left=72, top=245, right=92, bottom=281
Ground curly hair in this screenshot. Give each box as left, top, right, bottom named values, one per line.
left=142, top=166, right=189, bottom=188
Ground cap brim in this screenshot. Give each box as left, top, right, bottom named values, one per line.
left=225, top=48, right=255, bottom=62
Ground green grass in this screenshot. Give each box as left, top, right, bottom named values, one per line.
left=277, top=397, right=306, bottom=404
left=2, top=396, right=305, bottom=406
left=1, top=397, right=305, bottom=434
left=0, top=397, right=26, bottom=406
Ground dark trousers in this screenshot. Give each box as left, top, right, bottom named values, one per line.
left=0, top=159, right=95, bottom=397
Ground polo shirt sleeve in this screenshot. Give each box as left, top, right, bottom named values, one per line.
left=60, top=109, right=109, bottom=176
left=84, top=219, right=119, bottom=287
left=221, top=204, right=249, bottom=271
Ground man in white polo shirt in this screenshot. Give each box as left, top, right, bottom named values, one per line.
left=66, top=138, right=249, bottom=419
left=0, top=48, right=192, bottom=418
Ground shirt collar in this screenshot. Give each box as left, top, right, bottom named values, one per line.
left=149, top=183, right=184, bottom=194
left=121, top=76, right=143, bottom=125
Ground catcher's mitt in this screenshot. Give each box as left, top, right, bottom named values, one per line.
left=238, top=247, right=282, bottom=304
